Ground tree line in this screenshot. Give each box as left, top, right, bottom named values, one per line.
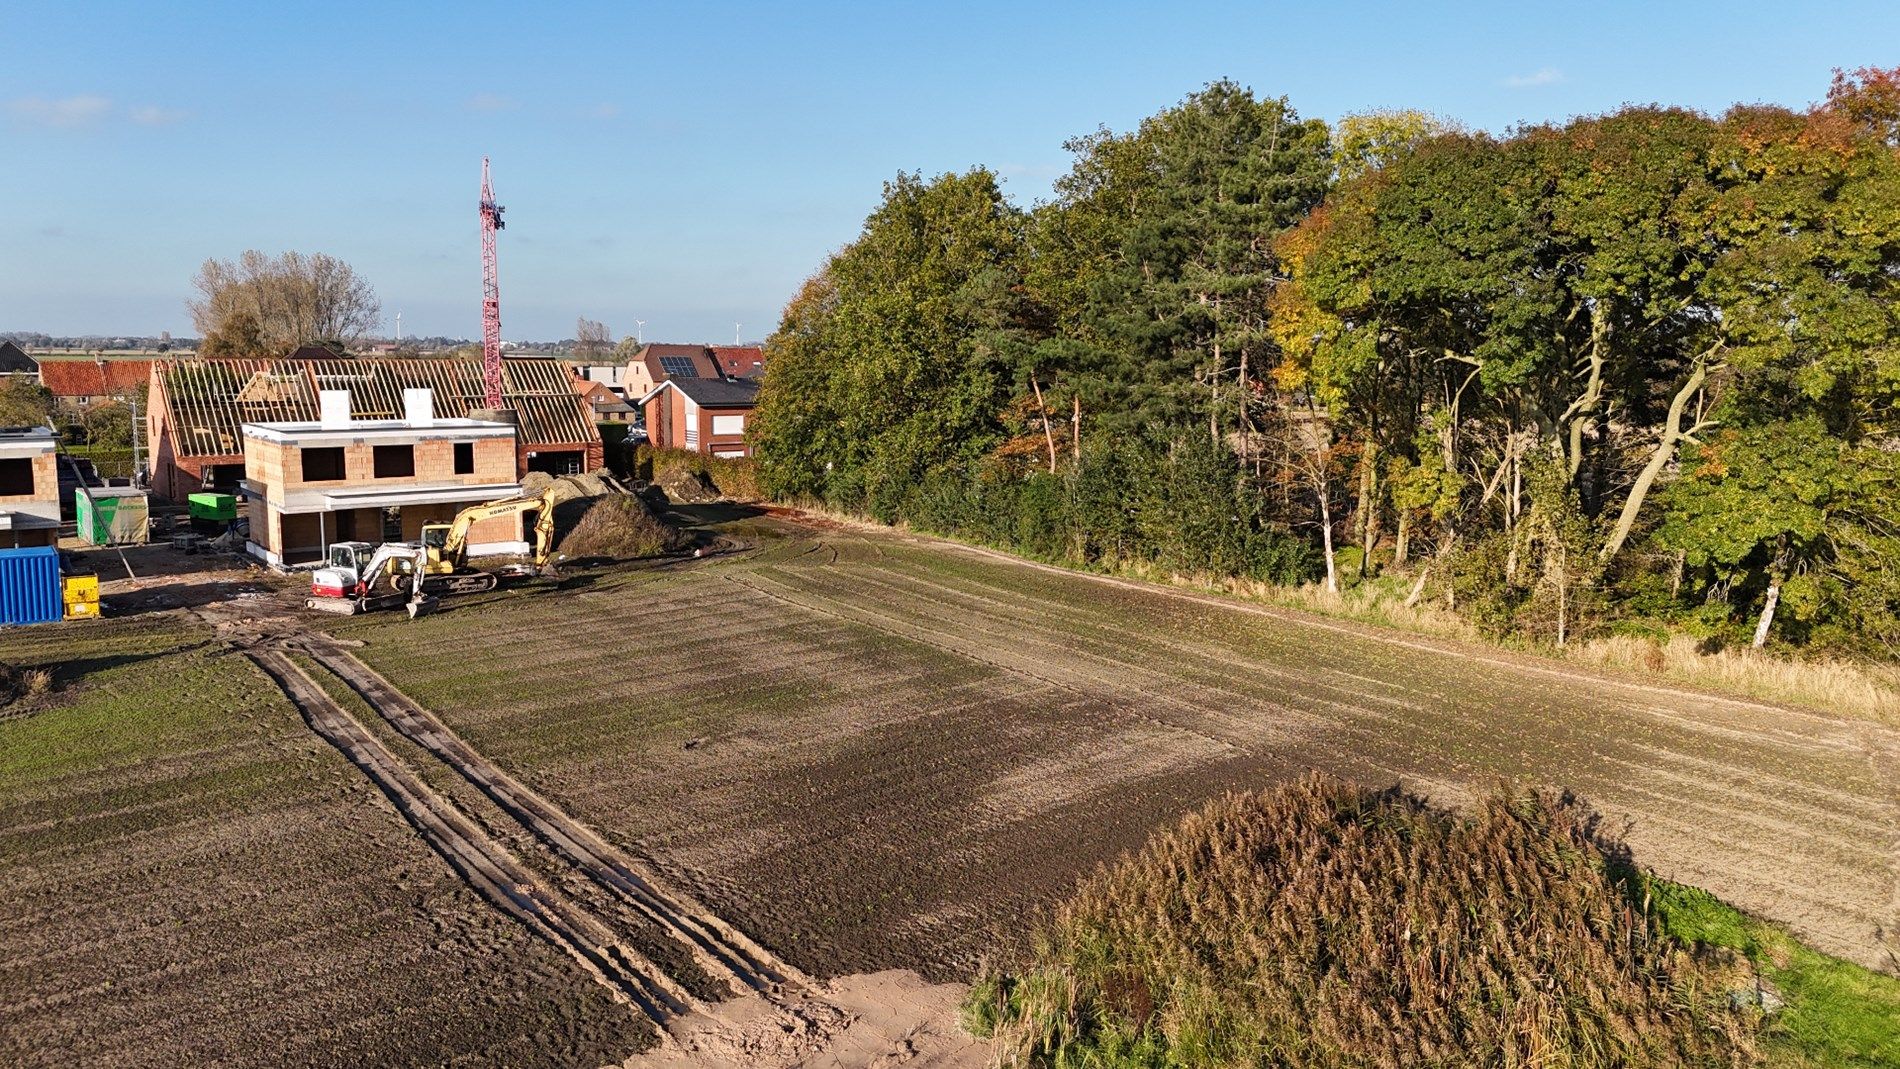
left=752, top=69, right=1900, bottom=657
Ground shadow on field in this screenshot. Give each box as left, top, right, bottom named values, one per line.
left=52, top=648, right=190, bottom=685
left=666, top=502, right=766, bottom=528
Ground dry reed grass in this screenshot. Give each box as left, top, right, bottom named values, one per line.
left=1565, top=636, right=1900, bottom=727
left=970, top=774, right=1757, bottom=1068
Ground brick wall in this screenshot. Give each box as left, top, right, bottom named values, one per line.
left=0, top=453, right=59, bottom=508
left=248, top=434, right=515, bottom=495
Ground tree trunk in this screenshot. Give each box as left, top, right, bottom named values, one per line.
left=1394, top=512, right=1410, bottom=568
left=1030, top=375, right=1057, bottom=475
left=1752, top=579, right=1781, bottom=649
left=1319, top=486, right=1338, bottom=594
left=1071, top=393, right=1081, bottom=461
left=1752, top=536, right=1788, bottom=649
left=1564, top=304, right=1609, bottom=481
left=1601, top=359, right=1711, bottom=562
left=1555, top=542, right=1568, bottom=648
left=1357, top=447, right=1378, bottom=581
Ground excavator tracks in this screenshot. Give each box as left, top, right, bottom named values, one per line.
left=247, top=648, right=694, bottom=1026
left=294, top=635, right=814, bottom=1002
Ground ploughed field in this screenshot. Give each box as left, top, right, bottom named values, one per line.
left=3, top=512, right=1894, bottom=1067
left=345, top=513, right=1899, bottom=980
left=0, top=618, right=649, bottom=1067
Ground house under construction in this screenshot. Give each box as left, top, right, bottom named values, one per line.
left=146, top=356, right=603, bottom=501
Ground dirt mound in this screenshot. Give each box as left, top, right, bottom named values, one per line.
left=521, top=468, right=626, bottom=499
left=657, top=467, right=721, bottom=504
left=557, top=494, right=684, bottom=560
left=971, top=773, right=1757, bottom=1068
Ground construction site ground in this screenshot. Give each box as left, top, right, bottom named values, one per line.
left=3, top=505, right=1895, bottom=1067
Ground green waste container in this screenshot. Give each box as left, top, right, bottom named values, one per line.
left=188, top=492, right=238, bottom=522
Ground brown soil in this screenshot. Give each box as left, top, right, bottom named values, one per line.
left=350, top=512, right=1900, bottom=983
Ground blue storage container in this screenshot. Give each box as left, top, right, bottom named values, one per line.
left=0, top=546, right=65, bottom=626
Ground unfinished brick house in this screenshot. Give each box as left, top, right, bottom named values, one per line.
left=638, top=376, right=758, bottom=458
left=146, top=356, right=602, bottom=501
left=240, top=389, right=526, bottom=567
left=0, top=427, right=61, bottom=549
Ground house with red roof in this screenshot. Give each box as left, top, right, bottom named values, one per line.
left=37, top=356, right=154, bottom=412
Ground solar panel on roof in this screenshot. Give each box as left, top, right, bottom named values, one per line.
left=659, top=356, right=699, bottom=377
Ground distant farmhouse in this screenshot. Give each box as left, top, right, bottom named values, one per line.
left=36, top=355, right=154, bottom=412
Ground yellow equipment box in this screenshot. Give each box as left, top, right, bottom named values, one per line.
left=63, top=574, right=100, bottom=620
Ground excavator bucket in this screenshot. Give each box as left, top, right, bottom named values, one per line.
left=405, top=595, right=440, bottom=621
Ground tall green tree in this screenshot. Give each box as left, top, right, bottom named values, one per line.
left=752, top=169, right=1035, bottom=514
left=1028, top=81, right=1333, bottom=447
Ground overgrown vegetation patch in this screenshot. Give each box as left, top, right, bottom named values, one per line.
left=969, top=775, right=1768, bottom=1068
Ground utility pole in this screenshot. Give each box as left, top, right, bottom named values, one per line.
left=478, top=157, right=507, bottom=409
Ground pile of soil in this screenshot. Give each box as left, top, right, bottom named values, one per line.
left=520, top=469, right=625, bottom=498
left=657, top=467, right=721, bottom=504
left=973, top=773, right=1757, bottom=1067
left=556, top=494, right=685, bottom=560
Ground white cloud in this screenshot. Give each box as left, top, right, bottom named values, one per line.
left=6, top=93, right=112, bottom=127
left=465, top=92, right=520, bottom=113
left=129, top=104, right=188, bottom=127
left=1503, top=68, right=1564, bottom=89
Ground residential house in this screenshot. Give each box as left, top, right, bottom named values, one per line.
left=37, top=356, right=154, bottom=411
left=569, top=359, right=627, bottom=394
left=240, top=389, right=525, bottom=567
left=622, top=343, right=766, bottom=399
left=573, top=377, right=635, bottom=422
left=710, top=345, right=766, bottom=380
left=146, top=355, right=602, bottom=501
left=0, top=341, right=39, bottom=377
left=0, top=427, right=61, bottom=548
left=639, top=376, right=758, bottom=458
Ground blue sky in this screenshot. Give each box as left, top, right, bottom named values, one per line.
left=3, top=1, right=1894, bottom=344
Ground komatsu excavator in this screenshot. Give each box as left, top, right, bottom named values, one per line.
left=304, top=472, right=618, bottom=616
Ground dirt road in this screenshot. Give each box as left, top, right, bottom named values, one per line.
left=347, top=514, right=1900, bottom=978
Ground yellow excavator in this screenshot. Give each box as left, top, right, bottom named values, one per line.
left=421, top=472, right=619, bottom=591
left=306, top=473, right=623, bottom=614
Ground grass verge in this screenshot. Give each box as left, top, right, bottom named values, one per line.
left=1641, top=877, right=1900, bottom=1068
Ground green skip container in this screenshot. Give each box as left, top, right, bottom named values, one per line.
left=75, top=487, right=150, bottom=546
left=188, top=492, right=238, bottom=522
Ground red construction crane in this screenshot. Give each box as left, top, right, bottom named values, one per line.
left=478, top=157, right=506, bottom=409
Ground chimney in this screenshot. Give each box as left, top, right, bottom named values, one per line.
left=318, top=390, right=351, bottom=429
left=402, top=388, right=435, bottom=427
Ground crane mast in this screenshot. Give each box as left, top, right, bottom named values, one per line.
left=478, top=157, right=506, bottom=409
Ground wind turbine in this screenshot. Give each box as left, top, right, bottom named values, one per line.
left=633, top=318, right=646, bottom=345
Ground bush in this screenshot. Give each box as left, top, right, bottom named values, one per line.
left=631, top=444, right=763, bottom=502
left=975, top=774, right=1755, bottom=1068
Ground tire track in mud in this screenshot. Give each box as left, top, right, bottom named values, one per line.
left=245, top=648, right=692, bottom=1026
left=292, top=636, right=816, bottom=1004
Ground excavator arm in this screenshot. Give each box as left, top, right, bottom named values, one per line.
left=430, top=475, right=606, bottom=575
